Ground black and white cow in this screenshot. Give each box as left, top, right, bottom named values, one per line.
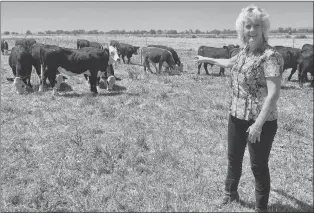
left=14, top=45, right=118, bottom=95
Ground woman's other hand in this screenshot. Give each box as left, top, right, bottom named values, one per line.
left=246, top=124, right=262, bottom=143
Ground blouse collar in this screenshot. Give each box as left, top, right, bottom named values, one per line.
left=244, top=41, right=268, bottom=55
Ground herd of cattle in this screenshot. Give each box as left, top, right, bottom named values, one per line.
left=1, top=38, right=313, bottom=95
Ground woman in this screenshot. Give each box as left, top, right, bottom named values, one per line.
left=194, top=5, right=284, bottom=212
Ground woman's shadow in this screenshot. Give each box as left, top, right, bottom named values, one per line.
left=239, top=189, right=313, bottom=212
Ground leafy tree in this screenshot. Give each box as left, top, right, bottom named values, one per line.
left=56, top=30, right=64, bottom=34
left=167, top=30, right=177, bottom=34
left=150, top=29, right=156, bottom=34
left=3, top=31, right=10, bottom=35
left=156, top=29, right=163, bottom=34
left=38, top=32, right=45, bottom=34
left=45, top=30, right=54, bottom=34
left=26, top=30, right=32, bottom=35
left=195, top=29, right=202, bottom=34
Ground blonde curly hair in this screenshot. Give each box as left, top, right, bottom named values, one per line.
left=235, top=5, right=271, bottom=46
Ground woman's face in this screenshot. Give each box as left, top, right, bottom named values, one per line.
left=243, top=18, right=263, bottom=48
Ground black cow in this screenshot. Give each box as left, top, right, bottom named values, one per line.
left=109, top=40, right=120, bottom=49
left=298, top=46, right=313, bottom=87
left=302, top=44, right=313, bottom=52
left=197, top=45, right=238, bottom=76
left=90, top=41, right=103, bottom=49
left=15, top=38, right=37, bottom=51
left=147, top=44, right=181, bottom=66
left=228, top=47, right=240, bottom=59
left=82, top=45, right=121, bottom=83
left=28, top=43, right=66, bottom=91
left=9, top=45, right=33, bottom=94
left=273, top=46, right=302, bottom=81
left=141, top=47, right=177, bottom=73
left=77, top=39, right=90, bottom=49
left=118, top=43, right=140, bottom=64
left=1, top=39, right=9, bottom=54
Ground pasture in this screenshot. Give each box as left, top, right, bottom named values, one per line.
left=1, top=35, right=313, bottom=212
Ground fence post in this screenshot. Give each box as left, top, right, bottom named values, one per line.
left=292, top=38, right=295, bottom=48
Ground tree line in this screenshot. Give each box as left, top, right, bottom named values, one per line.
left=2, top=27, right=313, bottom=35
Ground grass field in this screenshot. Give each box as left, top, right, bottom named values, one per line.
left=1, top=35, right=313, bottom=212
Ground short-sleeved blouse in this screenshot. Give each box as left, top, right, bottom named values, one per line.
left=229, top=43, right=284, bottom=121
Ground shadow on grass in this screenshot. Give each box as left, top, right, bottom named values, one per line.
left=98, top=91, right=125, bottom=97
left=239, top=189, right=313, bottom=212
left=60, top=91, right=125, bottom=98
left=59, top=82, right=73, bottom=92
left=281, top=85, right=300, bottom=90
left=98, top=82, right=127, bottom=92
left=198, top=72, right=227, bottom=77
left=288, top=79, right=299, bottom=83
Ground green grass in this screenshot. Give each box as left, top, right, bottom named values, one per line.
left=1, top=35, right=313, bottom=212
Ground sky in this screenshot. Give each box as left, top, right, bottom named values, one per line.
left=1, top=1, right=313, bottom=33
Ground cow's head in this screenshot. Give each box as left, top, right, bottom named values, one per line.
left=108, top=45, right=120, bottom=64
left=13, top=77, right=29, bottom=94
left=178, top=63, right=184, bottom=72
left=131, top=46, right=140, bottom=55
left=164, top=55, right=177, bottom=71
left=106, top=76, right=116, bottom=91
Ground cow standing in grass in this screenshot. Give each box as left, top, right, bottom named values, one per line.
left=1, top=39, right=9, bottom=55
left=13, top=45, right=113, bottom=95
left=141, top=47, right=177, bottom=74
left=118, top=43, right=140, bottom=64
left=148, top=44, right=181, bottom=66
left=82, top=45, right=121, bottom=84
left=273, top=46, right=302, bottom=81
left=197, top=45, right=239, bottom=76
left=77, top=39, right=90, bottom=49
left=297, top=44, right=313, bottom=87
left=9, top=45, right=33, bottom=94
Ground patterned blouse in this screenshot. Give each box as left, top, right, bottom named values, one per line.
left=229, top=42, right=284, bottom=121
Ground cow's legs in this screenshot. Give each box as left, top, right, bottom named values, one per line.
left=122, top=55, right=126, bottom=64
left=288, top=67, right=297, bottom=81
left=144, top=57, right=154, bottom=73
left=12, top=66, right=17, bottom=77
left=38, top=64, right=48, bottom=92
left=127, top=57, right=131, bottom=64
left=47, top=67, right=58, bottom=88
left=298, top=63, right=305, bottom=88
left=89, top=71, right=98, bottom=94
left=204, top=63, right=210, bottom=75
left=33, top=62, right=41, bottom=79
left=197, top=63, right=202, bottom=75
left=84, top=74, right=89, bottom=83
left=219, top=67, right=225, bottom=76
left=158, top=61, right=164, bottom=74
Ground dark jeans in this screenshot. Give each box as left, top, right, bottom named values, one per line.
left=225, top=114, right=278, bottom=210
